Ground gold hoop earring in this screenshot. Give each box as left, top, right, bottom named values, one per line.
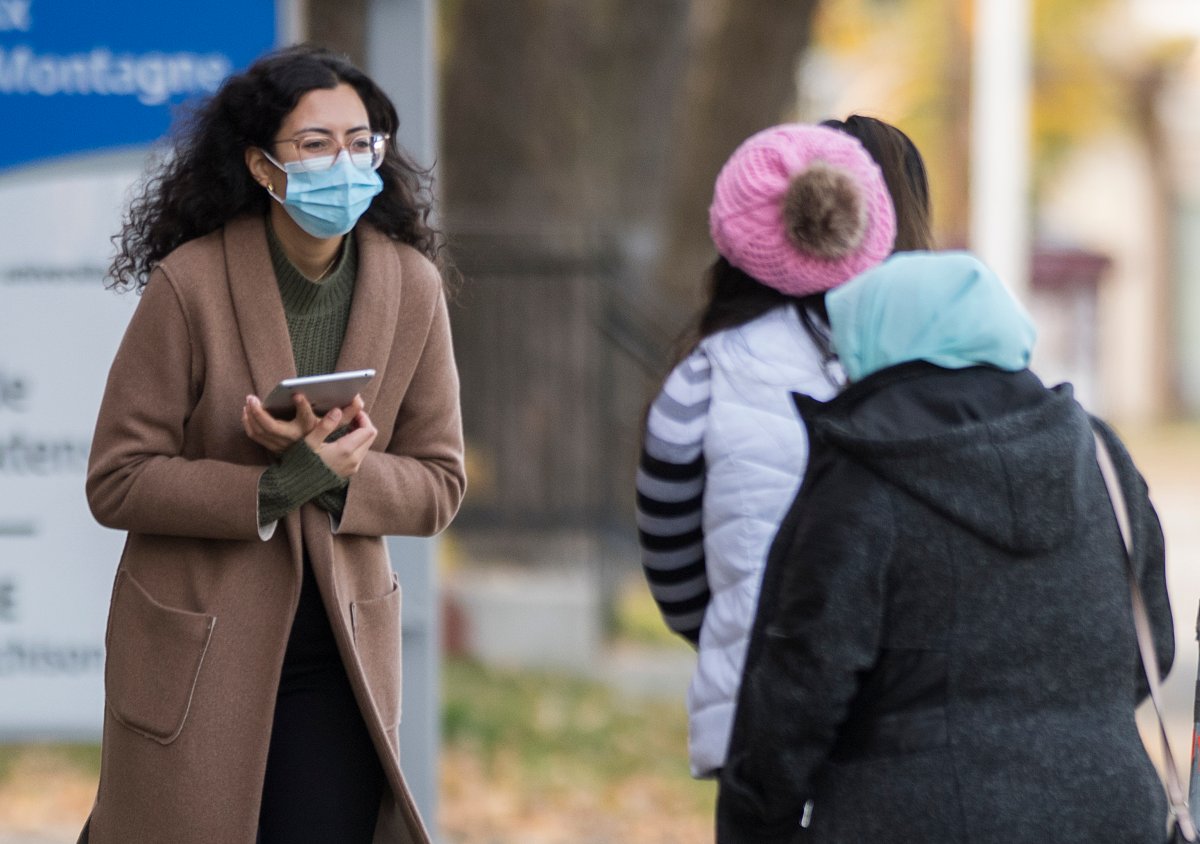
left=267, top=181, right=274, bottom=194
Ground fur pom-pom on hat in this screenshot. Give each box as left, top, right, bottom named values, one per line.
left=709, top=124, right=897, bottom=297
left=783, top=162, right=869, bottom=259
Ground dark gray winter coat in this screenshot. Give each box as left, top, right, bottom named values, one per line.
left=717, top=363, right=1174, bottom=844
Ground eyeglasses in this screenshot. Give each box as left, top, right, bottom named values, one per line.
left=270, top=132, right=390, bottom=173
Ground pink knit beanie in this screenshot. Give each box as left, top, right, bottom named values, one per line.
left=709, top=123, right=897, bottom=297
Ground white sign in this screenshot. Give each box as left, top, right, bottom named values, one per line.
left=0, top=0, right=276, bottom=739
left=0, top=159, right=140, bottom=736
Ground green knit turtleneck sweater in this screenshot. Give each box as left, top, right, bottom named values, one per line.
left=257, top=221, right=359, bottom=528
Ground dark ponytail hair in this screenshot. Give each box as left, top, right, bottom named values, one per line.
left=667, top=257, right=834, bottom=377
left=108, top=43, right=442, bottom=293
left=821, top=114, right=933, bottom=252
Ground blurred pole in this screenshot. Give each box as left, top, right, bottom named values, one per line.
left=1190, top=601, right=1200, bottom=810
left=969, top=0, right=1031, bottom=297
left=367, top=0, right=441, bottom=831
left=277, top=0, right=303, bottom=46
left=305, top=0, right=441, bottom=829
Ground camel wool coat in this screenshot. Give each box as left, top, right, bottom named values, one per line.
left=80, top=215, right=466, bottom=844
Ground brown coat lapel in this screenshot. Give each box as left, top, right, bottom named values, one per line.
left=224, top=215, right=297, bottom=396
left=335, top=224, right=402, bottom=412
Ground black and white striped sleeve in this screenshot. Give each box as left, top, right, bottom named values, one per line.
left=637, top=350, right=711, bottom=645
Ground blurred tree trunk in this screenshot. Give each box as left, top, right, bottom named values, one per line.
left=304, top=0, right=369, bottom=67
left=440, top=1, right=820, bottom=553
left=1130, top=59, right=1179, bottom=415
left=440, top=0, right=690, bottom=246
left=939, top=0, right=972, bottom=247
left=655, top=0, right=820, bottom=311
left=442, top=0, right=819, bottom=318
left=439, top=0, right=690, bottom=532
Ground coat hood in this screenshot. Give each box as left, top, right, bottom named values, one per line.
left=796, top=365, right=1095, bottom=555
left=827, top=251, right=1036, bottom=383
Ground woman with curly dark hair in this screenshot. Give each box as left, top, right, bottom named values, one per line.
left=79, top=44, right=465, bottom=844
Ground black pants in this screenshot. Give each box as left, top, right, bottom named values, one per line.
left=258, top=557, right=385, bottom=843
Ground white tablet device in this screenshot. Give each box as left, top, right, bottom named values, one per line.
left=262, top=369, right=376, bottom=418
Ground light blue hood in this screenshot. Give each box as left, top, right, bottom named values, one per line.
left=826, top=250, right=1036, bottom=382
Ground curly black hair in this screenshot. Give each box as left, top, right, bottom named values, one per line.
left=108, top=43, right=442, bottom=293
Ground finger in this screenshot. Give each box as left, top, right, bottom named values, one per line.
left=247, top=395, right=285, bottom=430
left=243, top=398, right=294, bottom=452
left=338, top=426, right=375, bottom=453
left=243, top=423, right=281, bottom=453
left=321, top=406, right=343, bottom=433
left=328, top=429, right=375, bottom=477
left=350, top=434, right=375, bottom=464
left=249, top=414, right=283, bottom=446
left=306, top=407, right=343, bottom=447
left=353, top=409, right=376, bottom=434
left=358, top=415, right=377, bottom=445
left=243, top=404, right=270, bottom=440
left=293, top=394, right=319, bottom=431
left=250, top=398, right=309, bottom=442
left=244, top=416, right=280, bottom=449
left=342, top=393, right=364, bottom=417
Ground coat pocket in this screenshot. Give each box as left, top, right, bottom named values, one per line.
left=104, top=570, right=216, bottom=745
left=351, top=574, right=402, bottom=730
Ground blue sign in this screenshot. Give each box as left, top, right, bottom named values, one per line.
left=0, top=0, right=277, bottom=172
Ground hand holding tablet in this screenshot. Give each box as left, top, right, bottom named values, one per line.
left=261, top=369, right=376, bottom=418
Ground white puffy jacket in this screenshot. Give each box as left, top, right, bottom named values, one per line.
left=688, top=304, right=843, bottom=777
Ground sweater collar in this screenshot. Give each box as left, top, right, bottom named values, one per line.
left=265, top=220, right=357, bottom=314
left=222, top=215, right=402, bottom=413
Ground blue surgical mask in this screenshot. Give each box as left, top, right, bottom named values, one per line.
left=262, top=150, right=384, bottom=239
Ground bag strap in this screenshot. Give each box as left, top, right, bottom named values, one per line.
left=1093, top=429, right=1197, bottom=840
